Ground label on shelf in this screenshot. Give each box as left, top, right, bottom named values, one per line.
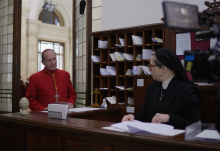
left=137, top=79, right=144, bottom=87
left=126, top=107, right=135, bottom=113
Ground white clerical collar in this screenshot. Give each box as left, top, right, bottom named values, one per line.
left=162, top=75, right=175, bottom=89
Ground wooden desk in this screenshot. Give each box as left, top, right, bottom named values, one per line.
left=68, top=107, right=121, bottom=122
left=0, top=112, right=220, bottom=151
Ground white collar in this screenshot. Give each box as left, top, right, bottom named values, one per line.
left=162, top=75, right=175, bottom=89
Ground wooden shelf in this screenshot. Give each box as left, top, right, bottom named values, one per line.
left=91, top=23, right=166, bottom=117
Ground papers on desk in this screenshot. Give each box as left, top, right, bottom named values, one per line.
left=123, top=53, right=133, bottom=61
left=98, top=40, right=108, bottom=48
left=106, top=66, right=116, bottom=75
left=103, top=120, right=185, bottom=136
left=133, top=66, right=143, bottom=75
left=106, top=96, right=116, bottom=104
left=132, top=35, right=143, bottom=45
left=91, top=55, right=100, bottom=62
left=69, top=107, right=102, bottom=112
left=195, top=130, right=220, bottom=141
left=142, top=49, right=152, bottom=60
left=141, top=66, right=151, bottom=75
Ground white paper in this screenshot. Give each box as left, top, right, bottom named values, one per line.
left=100, top=68, right=108, bottom=76
left=123, top=53, right=133, bottom=60
left=69, top=107, right=101, bottom=112
left=126, top=122, right=174, bottom=136
left=48, top=104, right=68, bottom=119
left=132, top=35, right=143, bottom=45
left=106, top=66, right=116, bottom=75
left=136, top=54, right=142, bottom=60
left=98, top=40, right=108, bottom=48
left=102, top=126, right=128, bottom=132
left=132, top=66, right=142, bottom=75
left=137, top=79, right=144, bottom=87
left=142, top=49, right=152, bottom=60
left=128, top=97, right=134, bottom=105
left=91, top=55, right=100, bottom=62
left=111, top=120, right=142, bottom=131
left=172, top=129, right=185, bottom=136
left=106, top=96, right=116, bottom=104
left=119, top=38, right=125, bottom=46
left=109, top=53, right=116, bottom=61
left=195, top=130, right=220, bottom=140
left=126, top=107, right=135, bottom=113
left=176, top=33, right=191, bottom=55
left=210, top=38, right=217, bottom=49
left=126, top=69, right=132, bottom=75
left=99, top=88, right=108, bottom=90
left=115, top=52, right=124, bottom=61
left=141, top=66, right=151, bottom=75
left=115, top=86, right=125, bottom=90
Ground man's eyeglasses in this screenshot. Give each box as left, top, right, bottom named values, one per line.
left=148, top=63, right=158, bottom=68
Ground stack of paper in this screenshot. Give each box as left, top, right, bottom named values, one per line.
left=106, top=66, right=116, bottom=75
left=141, top=66, right=151, bottom=75
left=91, top=55, right=100, bottom=62
left=115, top=52, right=124, bottom=61
left=109, top=121, right=177, bottom=136
left=136, top=54, right=142, bottom=60
left=123, top=53, right=133, bottom=61
left=109, top=53, right=117, bottom=61
left=151, top=37, right=163, bottom=43
left=142, top=49, right=152, bottom=60
left=106, top=96, right=116, bottom=104
left=126, top=69, right=132, bottom=75
left=98, top=40, right=108, bottom=48
left=115, top=86, right=125, bottom=90
left=128, top=97, right=133, bottom=105
left=132, top=66, right=143, bottom=75
left=132, top=35, right=143, bottom=45
left=100, top=68, right=108, bottom=76
left=69, top=107, right=102, bottom=112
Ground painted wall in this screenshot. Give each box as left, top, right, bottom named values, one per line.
left=102, top=0, right=208, bottom=30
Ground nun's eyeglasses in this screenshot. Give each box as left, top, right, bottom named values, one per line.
left=148, top=63, right=158, bottom=69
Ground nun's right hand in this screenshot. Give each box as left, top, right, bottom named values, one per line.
left=122, top=114, right=134, bottom=122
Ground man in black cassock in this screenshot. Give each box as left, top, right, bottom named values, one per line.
left=122, top=48, right=201, bottom=129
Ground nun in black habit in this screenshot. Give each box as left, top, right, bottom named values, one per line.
left=122, top=48, right=201, bottom=129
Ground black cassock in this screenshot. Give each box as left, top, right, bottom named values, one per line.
left=134, top=76, right=201, bottom=129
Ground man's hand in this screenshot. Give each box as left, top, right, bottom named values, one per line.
left=44, top=107, right=48, bottom=111
left=68, top=103, right=74, bottom=109
left=122, top=114, right=134, bottom=122
left=151, top=113, right=169, bottom=123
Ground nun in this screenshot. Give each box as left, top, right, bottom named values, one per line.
left=122, top=48, right=201, bottom=129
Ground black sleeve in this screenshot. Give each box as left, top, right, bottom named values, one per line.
left=167, top=88, right=201, bottom=129
left=134, top=88, right=150, bottom=122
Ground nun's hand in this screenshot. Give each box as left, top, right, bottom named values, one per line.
left=151, top=113, right=169, bottom=123
left=122, top=114, right=134, bottom=122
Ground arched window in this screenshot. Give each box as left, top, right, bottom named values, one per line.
left=39, top=9, right=61, bottom=26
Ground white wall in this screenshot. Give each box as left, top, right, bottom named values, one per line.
left=102, top=0, right=208, bottom=30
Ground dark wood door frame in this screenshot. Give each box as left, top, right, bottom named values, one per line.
left=12, top=0, right=22, bottom=112
left=72, top=0, right=92, bottom=106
